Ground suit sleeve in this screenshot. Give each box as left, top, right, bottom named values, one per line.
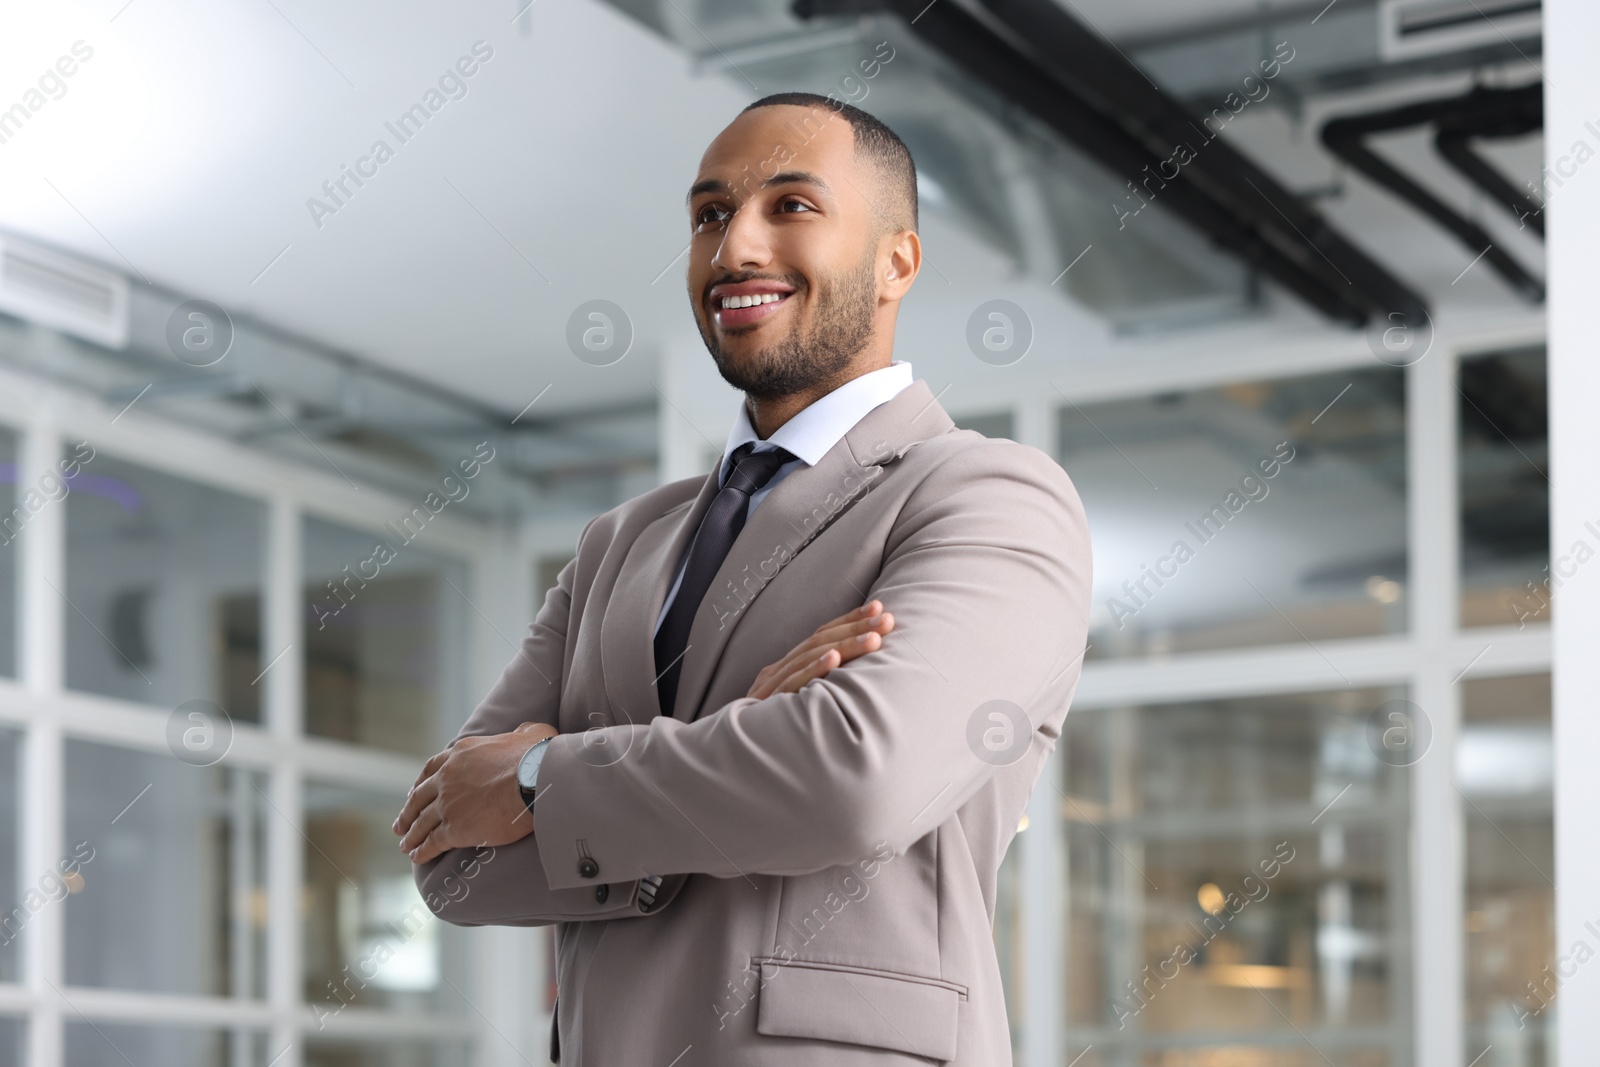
left=530, top=441, right=1093, bottom=890
left=414, top=517, right=657, bottom=926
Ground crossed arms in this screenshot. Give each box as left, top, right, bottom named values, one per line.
left=401, top=441, right=1091, bottom=927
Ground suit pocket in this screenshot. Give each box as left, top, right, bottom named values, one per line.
left=751, top=957, right=965, bottom=1062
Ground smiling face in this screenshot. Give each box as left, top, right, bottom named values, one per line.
left=685, top=104, right=919, bottom=407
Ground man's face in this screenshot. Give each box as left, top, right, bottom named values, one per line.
left=685, top=105, right=884, bottom=403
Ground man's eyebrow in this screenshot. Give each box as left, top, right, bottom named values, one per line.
left=685, top=170, right=832, bottom=209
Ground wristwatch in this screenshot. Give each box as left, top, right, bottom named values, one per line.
left=517, top=737, right=552, bottom=814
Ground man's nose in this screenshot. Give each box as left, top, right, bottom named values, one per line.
left=711, top=206, right=771, bottom=274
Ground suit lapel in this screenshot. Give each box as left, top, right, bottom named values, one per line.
left=597, top=472, right=718, bottom=728
left=673, top=378, right=954, bottom=722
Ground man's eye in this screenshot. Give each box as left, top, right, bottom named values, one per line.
left=696, top=205, right=730, bottom=227
left=778, top=199, right=812, bottom=214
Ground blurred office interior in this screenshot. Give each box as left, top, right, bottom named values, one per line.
left=0, top=0, right=1594, bottom=1065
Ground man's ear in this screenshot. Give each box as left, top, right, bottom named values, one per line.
left=882, top=231, right=920, bottom=297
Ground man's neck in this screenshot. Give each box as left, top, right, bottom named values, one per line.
left=745, top=359, right=892, bottom=438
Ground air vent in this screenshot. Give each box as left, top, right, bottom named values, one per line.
left=1378, top=0, right=1541, bottom=61
left=0, top=236, right=129, bottom=348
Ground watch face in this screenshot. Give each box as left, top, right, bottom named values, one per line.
left=518, top=739, right=546, bottom=790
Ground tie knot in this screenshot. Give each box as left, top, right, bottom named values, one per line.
left=725, top=442, right=795, bottom=496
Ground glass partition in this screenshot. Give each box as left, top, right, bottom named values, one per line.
left=302, top=781, right=465, bottom=1017
left=63, top=1023, right=269, bottom=1067
left=1058, top=367, right=1407, bottom=660
left=62, top=739, right=267, bottom=998
left=301, top=516, right=470, bottom=757
left=0, top=1018, right=22, bottom=1064
left=1461, top=673, right=1554, bottom=1065
left=1062, top=687, right=1411, bottom=1063
left=995, top=839, right=1024, bottom=1060
left=303, top=1037, right=471, bottom=1067
left=0, top=425, right=19, bottom=678
left=64, top=451, right=266, bottom=720
left=1459, top=348, right=1549, bottom=629
left=0, top=728, right=18, bottom=983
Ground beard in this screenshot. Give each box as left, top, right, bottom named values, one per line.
left=696, top=250, right=878, bottom=402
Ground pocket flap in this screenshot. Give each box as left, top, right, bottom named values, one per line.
left=753, top=958, right=962, bottom=1061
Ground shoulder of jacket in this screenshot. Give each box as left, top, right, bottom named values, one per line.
left=580, top=474, right=703, bottom=545
left=898, top=430, right=1082, bottom=507
left=903, top=429, right=1065, bottom=476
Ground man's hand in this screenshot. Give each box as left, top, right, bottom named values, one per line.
left=393, top=720, right=558, bottom=865
left=746, top=599, right=895, bottom=700
left=391, top=600, right=892, bottom=864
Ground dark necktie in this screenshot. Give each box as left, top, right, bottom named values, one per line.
left=654, top=441, right=796, bottom=718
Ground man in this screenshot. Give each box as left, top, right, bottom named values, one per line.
left=393, top=92, right=1091, bottom=1064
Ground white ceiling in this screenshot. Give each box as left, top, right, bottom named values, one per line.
left=1, top=0, right=751, bottom=417
left=0, top=0, right=1546, bottom=426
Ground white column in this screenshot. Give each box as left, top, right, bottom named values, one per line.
left=658, top=338, right=734, bottom=484
left=1545, top=3, right=1600, bottom=1061
left=264, top=495, right=303, bottom=1067
left=1015, top=396, right=1064, bottom=1067
left=469, top=527, right=544, bottom=1067
left=19, top=419, right=63, bottom=1067
left=1409, top=342, right=1461, bottom=1067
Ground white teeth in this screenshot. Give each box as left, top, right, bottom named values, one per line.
left=719, top=292, right=786, bottom=309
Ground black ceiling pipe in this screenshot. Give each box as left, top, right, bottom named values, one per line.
left=1436, top=128, right=1544, bottom=238
left=1321, top=83, right=1544, bottom=302
left=971, top=0, right=1430, bottom=325
left=792, top=0, right=1430, bottom=328
left=1433, top=83, right=1545, bottom=238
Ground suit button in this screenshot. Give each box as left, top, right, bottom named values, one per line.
left=578, top=858, right=599, bottom=879
left=594, top=884, right=609, bottom=904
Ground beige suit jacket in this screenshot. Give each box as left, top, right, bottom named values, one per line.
left=415, top=378, right=1092, bottom=1064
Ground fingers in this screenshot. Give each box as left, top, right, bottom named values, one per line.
left=408, top=823, right=452, bottom=865
left=801, top=610, right=895, bottom=671
left=410, top=748, right=448, bottom=792
left=781, top=602, right=893, bottom=672
left=817, top=600, right=882, bottom=633
left=831, top=612, right=895, bottom=664
left=745, top=601, right=897, bottom=700
left=394, top=771, right=441, bottom=837
left=771, top=647, right=840, bottom=696
left=399, top=798, right=444, bottom=855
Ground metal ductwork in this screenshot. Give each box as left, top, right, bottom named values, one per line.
left=794, top=0, right=1429, bottom=328
left=1321, top=82, right=1544, bottom=302
left=600, top=0, right=1450, bottom=330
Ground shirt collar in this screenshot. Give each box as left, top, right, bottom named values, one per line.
left=718, top=359, right=914, bottom=485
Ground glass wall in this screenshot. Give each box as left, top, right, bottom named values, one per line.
left=0, top=1017, right=21, bottom=1063
left=996, top=840, right=1024, bottom=1059
left=1459, top=348, right=1550, bottom=630
left=62, top=739, right=267, bottom=998
left=3, top=395, right=480, bottom=1062
left=301, top=516, right=470, bottom=757
left=0, top=727, right=18, bottom=984
left=1461, top=674, right=1554, bottom=1065
left=302, top=782, right=465, bottom=1015
left=64, top=451, right=266, bottom=721
left=0, top=425, right=19, bottom=679
left=302, top=1037, right=470, bottom=1067
left=63, top=1023, right=270, bottom=1067
left=1058, top=367, right=1407, bottom=660
left=1060, top=687, right=1411, bottom=1065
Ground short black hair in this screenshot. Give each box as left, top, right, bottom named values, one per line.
left=739, top=92, right=918, bottom=238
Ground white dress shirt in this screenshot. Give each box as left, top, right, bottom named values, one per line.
left=653, top=359, right=914, bottom=635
